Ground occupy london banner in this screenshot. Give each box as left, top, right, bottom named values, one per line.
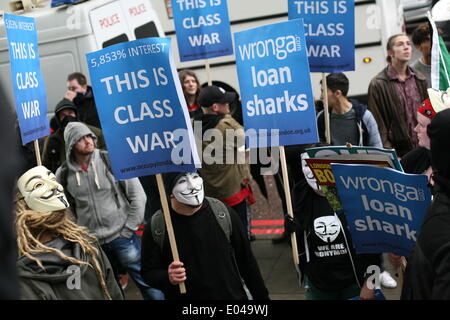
left=4, top=13, right=50, bottom=145
left=234, top=19, right=319, bottom=147
left=86, top=37, right=199, bottom=180
left=288, top=0, right=355, bottom=73
left=171, top=0, right=233, bottom=61
left=332, top=164, right=431, bottom=257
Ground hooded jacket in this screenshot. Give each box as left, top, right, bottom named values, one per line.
left=17, top=236, right=123, bottom=300
left=367, top=66, right=428, bottom=157
left=42, top=100, right=105, bottom=173
left=401, top=109, right=450, bottom=299
left=56, top=122, right=146, bottom=244
left=292, top=179, right=380, bottom=292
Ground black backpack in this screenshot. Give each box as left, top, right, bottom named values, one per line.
left=150, top=197, right=232, bottom=251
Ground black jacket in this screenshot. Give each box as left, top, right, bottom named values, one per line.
left=401, top=109, right=450, bottom=299
left=73, top=86, right=101, bottom=129
left=293, top=179, right=380, bottom=292
left=0, top=86, right=20, bottom=299
left=401, top=187, right=450, bottom=299
left=140, top=199, right=269, bottom=300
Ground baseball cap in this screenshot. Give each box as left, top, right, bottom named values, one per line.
left=198, top=85, right=236, bottom=108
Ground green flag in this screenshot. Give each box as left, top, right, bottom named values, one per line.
left=429, top=16, right=450, bottom=90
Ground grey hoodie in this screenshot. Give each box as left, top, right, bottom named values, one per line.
left=56, top=122, right=146, bottom=244
left=17, top=236, right=123, bottom=300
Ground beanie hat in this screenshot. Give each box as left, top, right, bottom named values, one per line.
left=163, top=171, right=199, bottom=194
left=55, top=99, right=78, bottom=117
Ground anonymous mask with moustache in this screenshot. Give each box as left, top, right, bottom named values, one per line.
left=17, top=166, right=69, bottom=212
left=172, top=172, right=205, bottom=207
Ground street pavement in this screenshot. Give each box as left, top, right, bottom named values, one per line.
left=124, top=237, right=403, bottom=300
left=124, top=175, right=403, bottom=300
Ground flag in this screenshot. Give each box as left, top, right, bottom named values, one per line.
left=429, top=14, right=450, bottom=90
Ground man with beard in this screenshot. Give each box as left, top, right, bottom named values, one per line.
left=140, top=171, right=269, bottom=300
left=56, top=122, right=163, bottom=300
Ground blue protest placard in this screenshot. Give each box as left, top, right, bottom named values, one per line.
left=288, top=0, right=355, bottom=73
left=234, top=19, right=319, bottom=147
left=4, top=13, right=50, bottom=145
left=171, top=0, right=233, bottom=62
left=332, top=164, right=432, bottom=257
left=86, top=37, right=200, bottom=180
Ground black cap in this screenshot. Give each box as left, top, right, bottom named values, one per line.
left=55, top=99, right=77, bottom=117
left=198, top=85, right=236, bottom=108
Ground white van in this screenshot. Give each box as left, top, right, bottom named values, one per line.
left=0, top=0, right=165, bottom=115
left=152, top=0, right=405, bottom=102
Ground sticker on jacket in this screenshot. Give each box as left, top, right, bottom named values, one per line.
left=313, top=216, right=348, bottom=257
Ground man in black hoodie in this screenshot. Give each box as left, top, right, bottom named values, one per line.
left=287, top=152, right=380, bottom=300
left=401, top=108, right=450, bottom=299
left=42, top=99, right=105, bottom=173
left=141, top=171, right=269, bottom=300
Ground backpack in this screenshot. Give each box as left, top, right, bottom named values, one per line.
left=150, top=197, right=232, bottom=252
left=58, top=150, right=128, bottom=215
left=317, top=100, right=369, bottom=146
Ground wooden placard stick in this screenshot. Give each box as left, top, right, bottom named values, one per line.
left=322, top=73, right=331, bottom=144
left=34, top=140, right=42, bottom=166
left=205, top=59, right=212, bottom=86
left=155, top=173, right=186, bottom=294
left=279, top=146, right=299, bottom=265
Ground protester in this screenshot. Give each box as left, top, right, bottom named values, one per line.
left=179, top=69, right=203, bottom=119
left=42, top=99, right=105, bottom=173
left=64, top=72, right=101, bottom=129
left=286, top=152, right=380, bottom=300
left=368, top=34, right=429, bottom=157
left=411, top=23, right=432, bottom=87
left=56, top=122, right=163, bottom=300
left=15, top=165, right=123, bottom=300
left=316, top=73, right=396, bottom=287
left=402, top=89, right=450, bottom=178
left=401, top=108, right=450, bottom=299
left=194, top=85, right=254, bottom=239
left=141, top=171, right=269, bottom=300
left=0, top=86, right=20, bottom=299
left=318, top=73, right=382, bottom=148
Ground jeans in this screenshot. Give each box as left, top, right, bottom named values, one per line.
left=231, top=200, right=249, bottom=239
left=101, top=233, right=165, bottom=300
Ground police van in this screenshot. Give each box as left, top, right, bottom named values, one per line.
left=0, top=0, right=165, bottom=115
left=152, top=0, right=405, bottom=102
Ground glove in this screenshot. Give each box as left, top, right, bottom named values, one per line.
left=284, top=215, right=299, bottom=234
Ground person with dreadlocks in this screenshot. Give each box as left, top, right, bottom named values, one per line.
left=15, top=165, right=123, bottom=300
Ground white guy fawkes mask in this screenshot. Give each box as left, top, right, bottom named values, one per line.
left=301, top=152, right=320, bottom=191
left=17, top=166, right=69, bottom=213
left=313, top=216, right=341, bottom=243
left=172, top=172, right=205, bottom=206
